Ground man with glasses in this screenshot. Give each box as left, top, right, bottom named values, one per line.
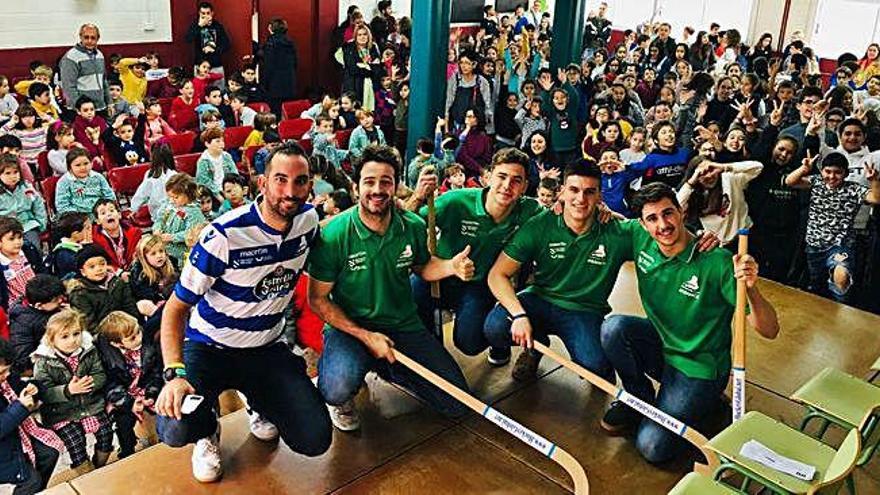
left=59, top=24, right=111, bottom=114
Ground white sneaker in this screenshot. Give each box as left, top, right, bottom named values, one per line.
left=328, top=399, right=361, bottom=432
left=192, top=427, right=223, bottom=483
left=248, top=410, right=280, bottom=441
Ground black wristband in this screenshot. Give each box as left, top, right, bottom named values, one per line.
left=509, top=313, right=527, bottom=322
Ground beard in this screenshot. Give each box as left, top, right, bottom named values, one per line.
left=266, top=192, right=303, bottom=220
left=360, top=193, right=392, bottom=218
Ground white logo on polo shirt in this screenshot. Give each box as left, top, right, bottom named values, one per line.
left=678, top=275, right=700, bottom=299
left=587, top=244, right=606, bottom=265
left=347, top=251, right=368, bottom=271
left=396, top=244, right=414, bottom=268
left=460, top=220, right=480, bottom=237
left=549, top=242, right=566, bottom=260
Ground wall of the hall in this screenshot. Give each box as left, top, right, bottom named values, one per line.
left=0, top=1, right=340, bottom=98
left=750, top=0, right=819, bottom=49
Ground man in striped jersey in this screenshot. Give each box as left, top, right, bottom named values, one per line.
left=155, top=142, right=331, bottom=483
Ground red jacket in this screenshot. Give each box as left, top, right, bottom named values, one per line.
left=72, top=115, right=108, bottom=159
left=92, top=224, right=143, bottom=270
left=169, top=96, right=199, bottom=132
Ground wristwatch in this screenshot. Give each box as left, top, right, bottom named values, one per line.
left=163, top=363, right=187, bottom=383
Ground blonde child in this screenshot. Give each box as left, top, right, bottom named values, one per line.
left=94, top=311, right=162, bottom=458
left=32, top=309, right=113, bottom=473
left=348, top=108, right=386, bottom=159
left=129, top=235, right=179, bottom=318
left=312, top=114, right=348, bottom=170
left=153, top=173, right=206, bottom=267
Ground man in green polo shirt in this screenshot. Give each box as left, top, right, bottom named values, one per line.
left=308, top=144, right=474, bottom=432
left=407, top=148, right=542, bottom=366
left=599, top=183, right=779, bottom=464
left=484, top=162, right=631, bottom=382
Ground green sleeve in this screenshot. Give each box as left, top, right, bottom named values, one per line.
left=223, top=153, right=238, bottom=175
left=34, top=360, right=71, bottom=405
left=306, top=230, right=341, bottom=283
left=195, top=159, right=217, bottom=194
left=32, top=190, right=48, bottom=232
left=99, top=175, right=116, bottom=201
left=411, top=215, right=431, bottom=266
left=172, top=207, right=206, bottom=243
left=503, top=217, right=538, bottom=264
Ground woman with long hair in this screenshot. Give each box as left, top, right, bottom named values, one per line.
left=748, top=33, right=774, bottom=67
left=341, top=24, right=381, bottom=111
left=854, top=43, right=880, bottom=89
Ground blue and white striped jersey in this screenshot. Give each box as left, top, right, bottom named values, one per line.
left=174, top=198, right=319, bottom=348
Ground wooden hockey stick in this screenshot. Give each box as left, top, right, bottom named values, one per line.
left=393, top=349, right=590, bottom=494
left=426, top=192, right=443, bottom=341
left=532, top=342, right=720, bottom=474
left=732, top=229, right=749, bottom=422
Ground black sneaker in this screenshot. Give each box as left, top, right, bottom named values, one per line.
left=600, top=400, right=642, bottom=436
left=487, top=346, right=511, bottom=366
left=511, top=350, right=542, bottom=381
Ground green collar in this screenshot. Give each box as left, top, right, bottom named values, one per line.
left=556, top=212, right=602, bottom=240
left=352, top=206, right=404, bottom=240
left=475, top=188, right=520, bottom=227
left=649, top=233, right=699, bottom=265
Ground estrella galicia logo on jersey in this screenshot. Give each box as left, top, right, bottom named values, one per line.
left=587, top=244, right=607, bottom=265
left=678, top=275, right=700, bottom=299
left=253, top=266, right=299, bottom=300
left=396, top=244, right=414, bottom=269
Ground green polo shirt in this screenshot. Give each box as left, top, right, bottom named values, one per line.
left=624, top=220, right=737, bottom=380
left=504, top=211, right=633, bottom=315
left=419, top=188, right=542, bottom=282
left=307, top=206, right=430, bottom=333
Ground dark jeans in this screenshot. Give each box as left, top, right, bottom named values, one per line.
left=483, top=291, right=613, bottom=381
left=600, top=315, right=728, bottom=464
left=157, top=341, right=331, bottom=457
left=318, top=326, right=469, bottom=418
left=411, top=276, right=496, bottom=356
left=12, top=439, right=59, bottom=495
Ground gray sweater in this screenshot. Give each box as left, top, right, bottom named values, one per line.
left=59, top=44, right=111, bottom=110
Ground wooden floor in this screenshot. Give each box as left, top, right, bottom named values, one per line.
left=40, top=263, right=880, bottom=494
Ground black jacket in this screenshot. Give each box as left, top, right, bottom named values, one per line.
left=341, top=42, right=382, bottom=99
left=185, top=20, right=230, bottom=68
left=9, top=302, right=54, bottom=374
left=95, top=333, right=162, bottom=411
left=0, top=374, right=44, bottom=484
left=128, top=258, right=178, bottom=304
left=261, top=33, right=298, bottom=101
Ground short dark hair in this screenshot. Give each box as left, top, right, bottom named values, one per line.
left=229, top=92, right=248, bottom=104
left=0, top=216, right=23, bottom=239
left=538, top=177, right=559, bottom=191
left=631, top=182, right=681, bottom=217
left=66, top=148, right=91, bottom=169
left=206, top=86, right=222, bottom=98
left=265, top=140, right=308, bottom=176
left=75, top=96, right=95, bottom=110
left=198, top=2, right=213, bottom=11
left=0, top=135, right=22, bottom=150
left=92, top=198, right=118, bottom=217
left=0, top=153, right=19, bottom=173
left=798, top=86, right=824, bottom=103
left=27, top=82, right=50, bottom=100
left=54, top=212, right=90, bottom=239
left=352, top=144, right=402, bottom=184
left=838, top=117, right=865, bottom=135
left=416, top=138, right=435, bottom=155
left=822, top=152, right=849, bottom=171
left=222, top=172, right=248, bottom=189
left=329, top=189, right=354, bottom=211
left=563, top=161, right=602, bottom=184
left=26, top=274, right=65, bottom=304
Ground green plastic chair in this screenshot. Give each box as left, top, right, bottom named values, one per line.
left=705, top=411, right=862, bottom=494
left=790, top=367, right=880, bottom=466
left=668, top=472, right=744, bottom=494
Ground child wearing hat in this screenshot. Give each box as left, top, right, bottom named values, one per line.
left=67, top=244, right=141, bottom=332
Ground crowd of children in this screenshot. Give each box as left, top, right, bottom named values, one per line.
left=0, top=0, right=880, bottom=492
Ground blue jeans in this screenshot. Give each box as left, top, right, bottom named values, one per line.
left=600, top=315, right=728, bottom=464
left=483, top=291, right=613, bottom=381
left=157, top=341, right=331, bottom=457
left=411, top=276, right=497, bottom=356
left=318, top=326, right=469, bottom=418
left=806, top=244, right=855, bottom=303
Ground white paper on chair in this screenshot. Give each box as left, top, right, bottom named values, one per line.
left=739, top=440, right=816, bottom=481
